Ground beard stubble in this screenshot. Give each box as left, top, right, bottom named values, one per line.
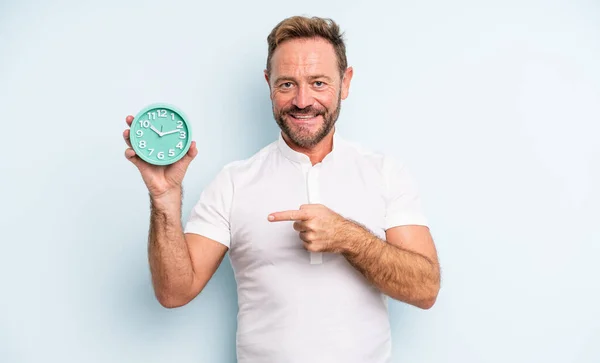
left=273, top=91, right=342, bottom=149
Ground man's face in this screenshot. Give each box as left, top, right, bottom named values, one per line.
left=265, top=37, right=353, bottom=149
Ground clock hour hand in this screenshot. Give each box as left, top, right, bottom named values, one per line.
left=150, top=125, right=163, bottom=137
left=161, top=129, right=181, bottom=136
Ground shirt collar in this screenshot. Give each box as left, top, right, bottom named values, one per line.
left=277, top=128, right=341, bottom=165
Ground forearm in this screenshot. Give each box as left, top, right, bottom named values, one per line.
left=148, top=188, right=195, bottom=306
left=341, top=222, right=440, bottom=309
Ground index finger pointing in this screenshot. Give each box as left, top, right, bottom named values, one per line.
left=268, top=210, right=309, bottom=222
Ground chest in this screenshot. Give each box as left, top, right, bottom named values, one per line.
left=229, top=162, right=387, bottom=263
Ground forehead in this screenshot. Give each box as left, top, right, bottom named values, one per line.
left=270, top=37, right=338, bottom=79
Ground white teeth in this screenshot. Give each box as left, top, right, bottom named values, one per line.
left=292, top=115, right=316, bottom=119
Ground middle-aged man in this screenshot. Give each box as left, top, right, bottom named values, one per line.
left=123, top=15, right=440, bottom=363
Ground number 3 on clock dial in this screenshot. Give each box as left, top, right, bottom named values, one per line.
left=129, top=103, right=193, bottom=166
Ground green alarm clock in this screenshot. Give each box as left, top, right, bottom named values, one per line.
left=129, top=103, right=192, bottom=165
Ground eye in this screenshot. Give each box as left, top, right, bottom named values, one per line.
left=280, top=82, right=293, bottom=88
left=314, top=81, right=325, bottom=87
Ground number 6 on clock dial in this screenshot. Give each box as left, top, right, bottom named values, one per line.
left=129, top=103, right=193, bottom=165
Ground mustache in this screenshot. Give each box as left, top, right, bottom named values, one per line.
left=281, top=105, right=326, bottom=116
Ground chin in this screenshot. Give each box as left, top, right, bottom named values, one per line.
left=276, top=112, right=332, bottom=148
left=287, top=127, right=329, bottom=148
left=288, top=123, right=320, bottom=138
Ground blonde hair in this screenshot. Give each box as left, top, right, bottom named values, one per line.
left=266, top=16, right=348, bottom=79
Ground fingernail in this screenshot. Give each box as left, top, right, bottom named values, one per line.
left=268, top=215, right=274, bottom=221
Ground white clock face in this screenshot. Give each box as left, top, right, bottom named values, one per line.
left=130, top=105, right=192, bottom=165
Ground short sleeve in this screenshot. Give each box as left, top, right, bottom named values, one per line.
left=184, top=166, right=233, bottom=248
left=383, top=156, right=429, bottom=229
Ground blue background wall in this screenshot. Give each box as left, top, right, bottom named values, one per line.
left=1, top=0, right=599, bottom=362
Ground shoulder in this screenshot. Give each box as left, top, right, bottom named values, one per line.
left=217, top=140, right=278, bottom=178
left=337, top=135, right=404, bottom=172
left=336, top=134, right=420, bottom=195
left=200, top=141, right=277, bottom=197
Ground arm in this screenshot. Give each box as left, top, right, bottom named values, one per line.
left=267, top=156, right=438, bottom=308
left=149, top=188, right=228, bottom=308
left=341, top=222, right=440, bottom=309
left=269, top=204, right=440, bottom=309
left=122, top=114, right=228, bottom=309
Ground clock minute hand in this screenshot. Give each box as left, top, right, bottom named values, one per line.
left=150, top=125, right=163, bottom=137
left=162, top=129, right=180, bottom=136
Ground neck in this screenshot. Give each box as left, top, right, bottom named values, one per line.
left=282, top=128, right=335, bottom=165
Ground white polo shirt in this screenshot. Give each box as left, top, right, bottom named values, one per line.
left=184, top=129, right=428, bottom=363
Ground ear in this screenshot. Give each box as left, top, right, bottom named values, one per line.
left=264, top=70, right=272, bottom=96
left=340, top=66, right=354, bottom=100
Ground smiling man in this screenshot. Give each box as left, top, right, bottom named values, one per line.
left=124, top=15, right=440, bottom=363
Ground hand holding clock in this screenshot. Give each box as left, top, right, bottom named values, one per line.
left=123, top=113, right=198, bottom=201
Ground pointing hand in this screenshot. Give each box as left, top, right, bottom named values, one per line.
left=268, top=204, right=351, bottom=253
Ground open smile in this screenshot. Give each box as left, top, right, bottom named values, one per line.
left=287, top=114, right=322, bottom=124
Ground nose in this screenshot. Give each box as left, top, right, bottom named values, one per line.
left=292, top=84, right=313, bottom=109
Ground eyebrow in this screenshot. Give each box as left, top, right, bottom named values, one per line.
left=273, top=74, right=334, bottom=84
